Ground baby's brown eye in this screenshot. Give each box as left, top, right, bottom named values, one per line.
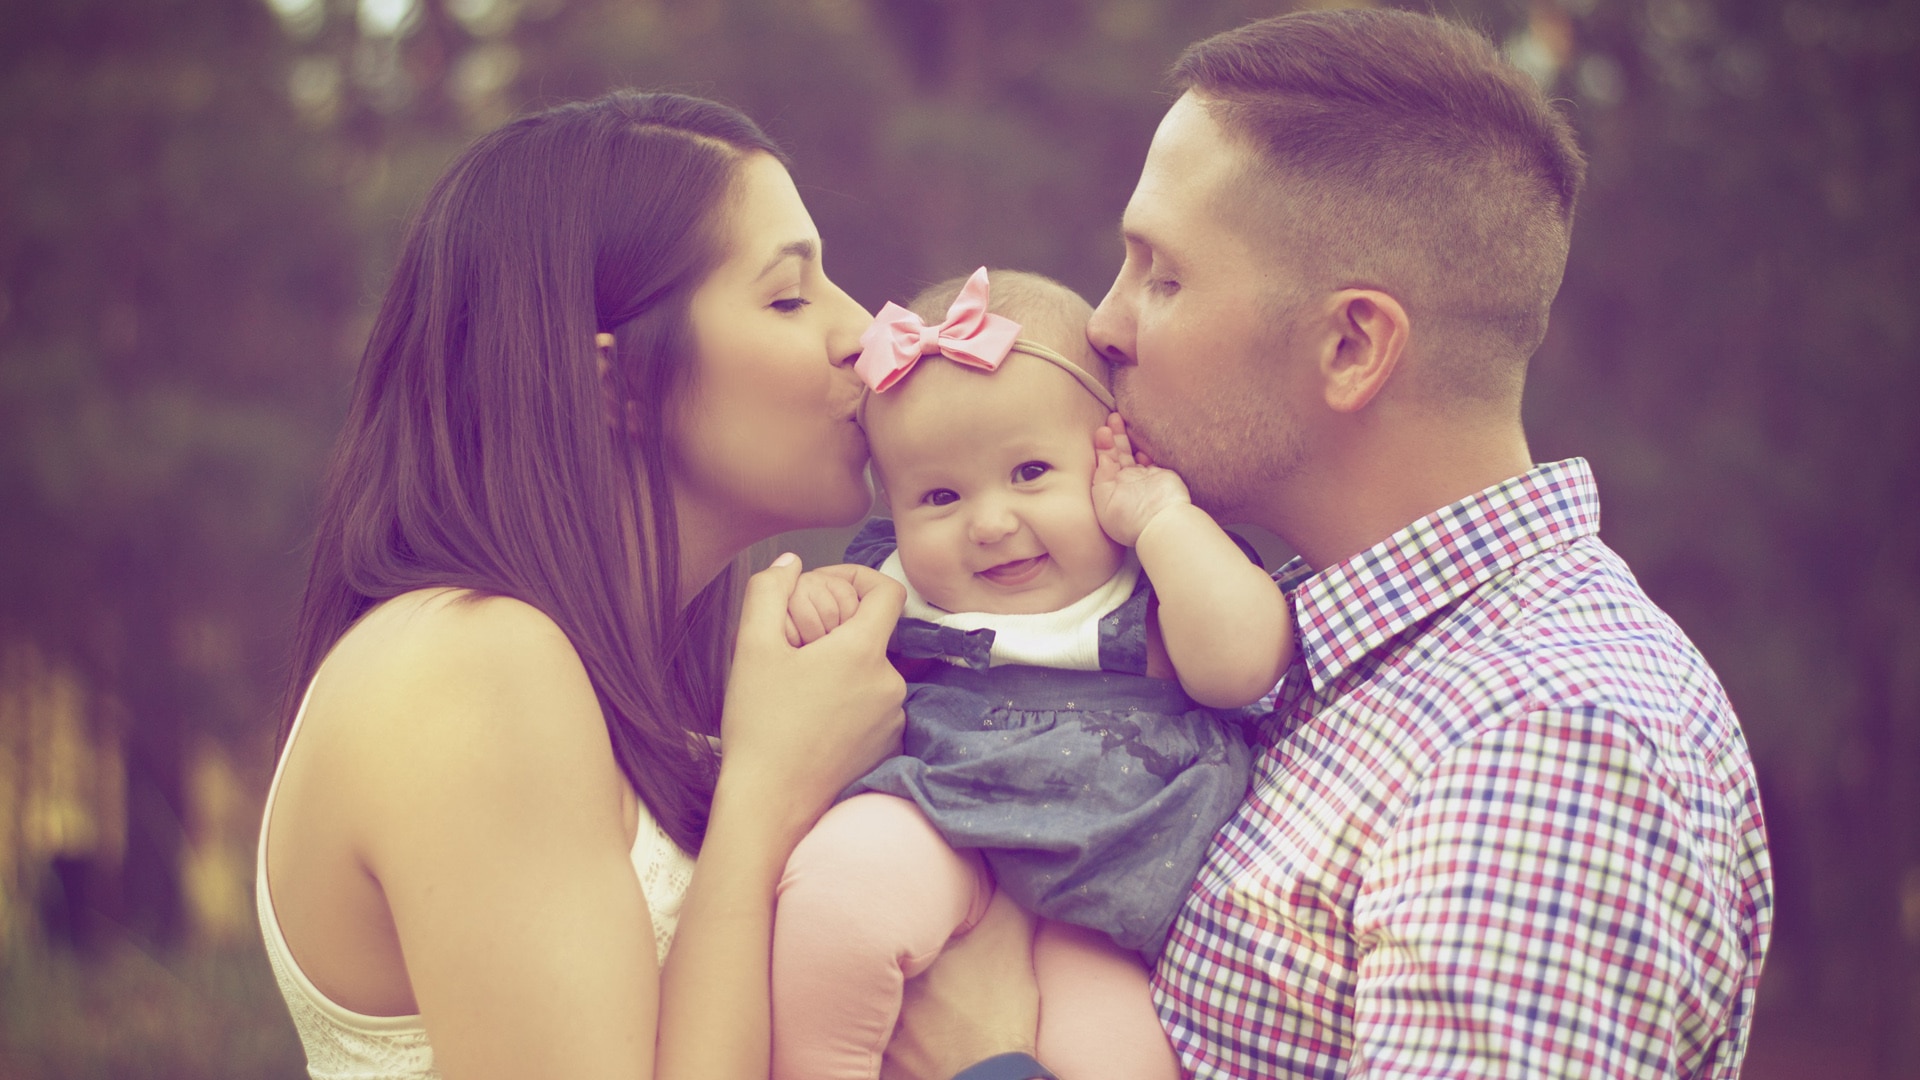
left=923, top=489, right=958, bottom=507
left=1014, top=462, right=1050, bottom=483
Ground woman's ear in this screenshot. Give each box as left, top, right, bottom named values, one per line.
left=596, top=332, right=643, bottom=438
left=1319, top=289, right=1409, bottom=414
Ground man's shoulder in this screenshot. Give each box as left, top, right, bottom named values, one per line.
left=1272, top=523, right=1747, bottom=819
left=1420, top=534, right=1740, bottom=754
left=1496, top=536, right=1721, bottom=691
left=1284, top=534, right=1758, bottom=868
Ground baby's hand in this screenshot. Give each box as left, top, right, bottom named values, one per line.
left=1092, top=412, right=1193, bottom=547
left=784, top=564, right=869, bottom=647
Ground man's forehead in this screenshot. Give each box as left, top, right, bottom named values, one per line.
left=1124, top=93, right=1254, bottom=243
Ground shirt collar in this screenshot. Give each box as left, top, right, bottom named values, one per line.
left=1275, top=458, right=1601, bottom=694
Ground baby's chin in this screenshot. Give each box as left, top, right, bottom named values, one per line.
left=931, top=577, right=1093, bottom=618
left=918, top=542, right=1127, bottom=617
left=956, top=592, right=1077, bottom=617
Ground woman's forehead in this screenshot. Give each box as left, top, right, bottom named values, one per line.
left=714, top=153, right=817, bottom=273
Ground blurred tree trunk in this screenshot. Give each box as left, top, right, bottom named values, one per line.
left=0, top=0, right=359, bottom=947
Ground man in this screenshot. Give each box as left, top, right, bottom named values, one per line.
left=910, top=8, right=1772, bottom=1080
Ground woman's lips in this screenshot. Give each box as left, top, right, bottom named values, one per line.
left=978, top=554, right=1049, bottom=586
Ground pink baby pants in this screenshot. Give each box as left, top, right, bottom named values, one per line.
left=771, top=792, right=1182, bottom=1080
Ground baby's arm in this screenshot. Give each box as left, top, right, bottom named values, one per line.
left=1092, top=414, right=1294, bottom=708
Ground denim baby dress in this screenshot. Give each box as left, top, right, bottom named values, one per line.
left=841, top=519, right=1254, bottom=960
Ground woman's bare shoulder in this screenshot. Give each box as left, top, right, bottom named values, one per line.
left=341, top=588, right=575, bottom=667
left=305, top=589, right=623, bottom=824
left=325, top=589, right=585, bottom=704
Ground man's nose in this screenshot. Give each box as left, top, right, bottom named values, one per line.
left=1087, top=285, right=1135, bottom=367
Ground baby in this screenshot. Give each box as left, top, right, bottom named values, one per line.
left=771, top=268, right=1294, bottom=1080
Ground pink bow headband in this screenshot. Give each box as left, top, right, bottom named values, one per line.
left=853, top=267, right=1115, bottom=414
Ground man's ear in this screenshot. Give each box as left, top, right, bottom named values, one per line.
left=1317, top=289, right=1409, bottom=414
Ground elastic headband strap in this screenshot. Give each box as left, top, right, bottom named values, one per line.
left=855, top=337, right=1115, bottom=428
left=1006, top=339, right=1115, bottom=412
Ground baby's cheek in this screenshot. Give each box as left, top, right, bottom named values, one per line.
left=895, top=534, right=960, bottom=606
left=1066, top=513, right=1129, bottom=579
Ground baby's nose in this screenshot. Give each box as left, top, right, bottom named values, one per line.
left=967, top=504, right=1019, bottom=545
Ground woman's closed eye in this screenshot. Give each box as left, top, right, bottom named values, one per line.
left=1013, top=461, right=1050, bottom=483
left=771, top=296, right=812, bottom=314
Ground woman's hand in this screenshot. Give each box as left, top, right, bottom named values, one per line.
left=784, top=563, right=871, bottom=647
left=719, top=553, right=907, bottom=839
left=658, top=553, right=906, bottom=1080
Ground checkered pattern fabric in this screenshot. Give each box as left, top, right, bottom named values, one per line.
left=1152, top=458, right=1772, bottom=1079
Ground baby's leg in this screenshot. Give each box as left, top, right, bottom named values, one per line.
left=1033, top=919, right=1183, bottom=1080
left=773, top=792, right=993, bottom=1080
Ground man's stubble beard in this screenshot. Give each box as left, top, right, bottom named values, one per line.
left=1114, top=376, right=1308, bottom=526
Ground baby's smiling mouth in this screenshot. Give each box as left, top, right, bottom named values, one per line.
left=977, top=554, right=1050, bottom=586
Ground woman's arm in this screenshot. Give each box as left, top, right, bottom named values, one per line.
left=344, top=593, right=668, bottom=1080
left=1092, top=414, right=1293, bottom=707
left=341, top=558, right=903, bottom=1080
left=657, top=554, right=907, bottom=1077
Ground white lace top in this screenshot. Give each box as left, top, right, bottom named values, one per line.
left=256, top=686, right=697, bottom=1079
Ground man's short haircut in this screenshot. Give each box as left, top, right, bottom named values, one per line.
left=1174, top=9, right=1587, bottom=402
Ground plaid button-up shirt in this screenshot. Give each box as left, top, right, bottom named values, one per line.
left=1153, top=458, right=1772, bottom=1079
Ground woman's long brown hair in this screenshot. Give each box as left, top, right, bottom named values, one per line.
left=279, top=91, right=786, bottom=852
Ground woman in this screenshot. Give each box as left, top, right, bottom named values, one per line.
left=256, top=90, right=908, bottom=1079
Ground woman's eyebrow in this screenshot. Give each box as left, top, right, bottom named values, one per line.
left=756, top=239, right=817, bottom=280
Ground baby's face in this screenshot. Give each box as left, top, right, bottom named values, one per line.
left=868, top=355, right=1125, bottom=615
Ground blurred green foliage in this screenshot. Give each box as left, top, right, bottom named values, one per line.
left=0, top=0, right=1915, bottom=1076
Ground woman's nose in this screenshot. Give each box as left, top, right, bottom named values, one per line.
left=825, top=278, right=873, bottom=369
